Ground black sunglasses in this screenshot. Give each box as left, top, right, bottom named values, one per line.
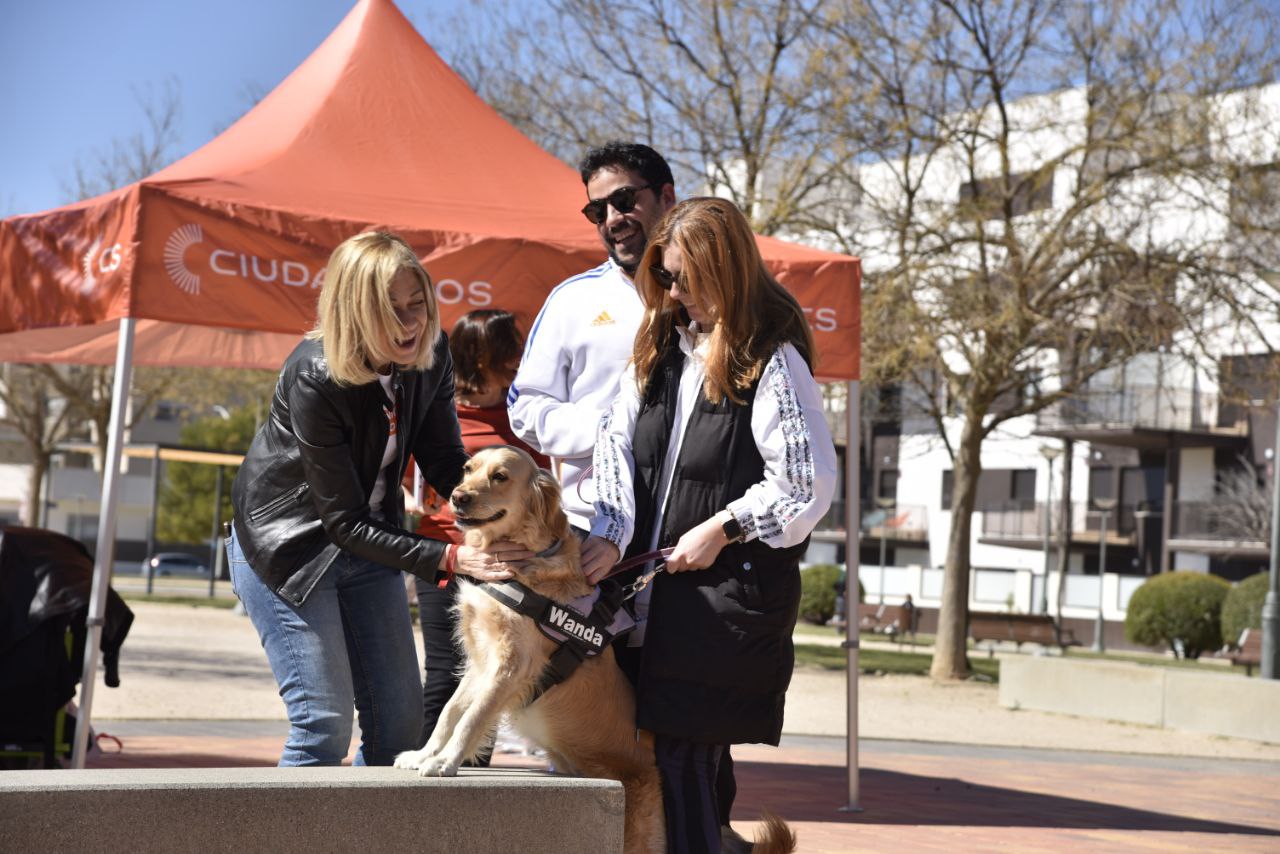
left=649, top=263, right=687, bottom=293
left=581, top=184, right=652, bottom=224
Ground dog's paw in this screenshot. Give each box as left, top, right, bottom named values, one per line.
left=393, top=749, right=429, bottom=770
left=417, top=755, right=460, bottom=777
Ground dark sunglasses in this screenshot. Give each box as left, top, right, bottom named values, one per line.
left=649, top=263, right=687, bottom=293
left=581, top=184, right=652, bottom=224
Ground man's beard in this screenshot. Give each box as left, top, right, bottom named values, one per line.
left=609, top=239, right=644, bottom=275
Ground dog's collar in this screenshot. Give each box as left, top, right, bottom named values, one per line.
left=532, top=538, right=564, bottom=559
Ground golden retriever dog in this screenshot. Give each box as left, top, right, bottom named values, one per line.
left=394, top=446, right=794, bottom=854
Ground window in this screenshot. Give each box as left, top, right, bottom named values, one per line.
left=942, top=468, right=1035, bottom=511
left=1010, top=470, right=1036, bottom=504
left=1088, top=466, right=1115, bottom=509
left=878, top=470, right=899, bottom=501
left=958, top=168, right=1054, bottom=219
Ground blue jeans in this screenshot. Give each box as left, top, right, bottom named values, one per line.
left=228, top=529, right=422, bottom=766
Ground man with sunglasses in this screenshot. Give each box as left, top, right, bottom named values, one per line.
left=508, top=141, right=676, bottom=543
left=509, top=142, right=748, bottom=852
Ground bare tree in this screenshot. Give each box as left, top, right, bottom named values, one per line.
left=0, top=366, right=78, bottom=525
left=62, top=78, right=183, bottom=201
left=817, top=0, right=1280, bottom=678
left=1211, top=457, right=1271, bottom=543
left=433, top=0, right=842, bottom=234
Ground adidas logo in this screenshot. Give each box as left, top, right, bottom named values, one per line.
left=591, top=310, right=614, bottom=326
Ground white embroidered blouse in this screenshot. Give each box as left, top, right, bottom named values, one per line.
left=590, top=325, right=838, bottom=557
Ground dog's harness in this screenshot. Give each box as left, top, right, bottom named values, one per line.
left=477, top=546, right=674, bottom=705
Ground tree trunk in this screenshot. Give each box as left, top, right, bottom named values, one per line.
left=931, top=415, right=984, bottom=680
left=1053, top=438, right=1074, bottom=639
left=24, top=442, right=48, bottom=527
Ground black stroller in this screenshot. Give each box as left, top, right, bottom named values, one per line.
left=0, top=525, right=133, bottom=768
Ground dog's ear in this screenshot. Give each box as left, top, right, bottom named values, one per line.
left=530, top=468, right=565, bottom=535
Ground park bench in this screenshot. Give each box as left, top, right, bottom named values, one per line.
left=858, top=603, right=918, bottom=643
left=1227, top=628, right=1263, bottom=676
left=968, top=611, right=1080, bottom=656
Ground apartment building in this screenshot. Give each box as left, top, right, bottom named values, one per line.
left=802, top=82, right=1279, bottom=631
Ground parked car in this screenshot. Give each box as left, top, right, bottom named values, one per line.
left=144, top=553, right=209, bottom=577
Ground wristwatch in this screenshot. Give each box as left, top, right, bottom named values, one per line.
left=720, top=510, right=745, bottom=543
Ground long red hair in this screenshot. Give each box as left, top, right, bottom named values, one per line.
left=632, top=197, right=814, bottom=404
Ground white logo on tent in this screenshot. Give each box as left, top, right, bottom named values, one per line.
left=164, top=224, right=204, bottom=295
left=80, top=238, right=123, bottom=295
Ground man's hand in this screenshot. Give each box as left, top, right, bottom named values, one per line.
left=582, top=535, right=621, bottom=585
left=665, top=516, right=730, bottom=572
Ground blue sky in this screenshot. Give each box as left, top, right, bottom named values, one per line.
left=0, top=0, right=466, bottom=216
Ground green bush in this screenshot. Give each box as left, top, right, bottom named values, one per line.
left=800, top=564, right=863, bottom=625
left=1124, top=571, right=1231, bottom=658
left=1221, top=572, right=1269, bottom=647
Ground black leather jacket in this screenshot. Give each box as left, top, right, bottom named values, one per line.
left=231, top=335, right=467, bottom=606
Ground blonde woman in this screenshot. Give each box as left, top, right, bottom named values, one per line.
left=585, top=198, right=836, bottom=851
left=228, top=231, right=522, bottom=767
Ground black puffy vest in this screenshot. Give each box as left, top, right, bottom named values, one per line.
left=628, top=339, right=807, bottom=746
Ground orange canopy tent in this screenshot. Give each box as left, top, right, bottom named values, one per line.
left=0, top=0, right=859, bottom=377
left=0, top=0, right=862, bottom=779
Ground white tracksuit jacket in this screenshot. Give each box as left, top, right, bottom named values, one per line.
left=507, top=258, right=644, bottom=530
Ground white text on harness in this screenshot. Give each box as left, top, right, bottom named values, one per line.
left=547, top=605, right=605, bottom=649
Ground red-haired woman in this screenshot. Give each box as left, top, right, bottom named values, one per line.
left=584, top=198, right=837, bottom=851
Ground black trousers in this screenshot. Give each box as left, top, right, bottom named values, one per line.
left=655, top=734, right=725, bottom=853
left=415, top=575, right=491, bottom=765
left=614, top=644, right=738, bottom=827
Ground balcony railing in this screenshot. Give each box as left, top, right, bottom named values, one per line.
left=1171, top=500, right=1269, bottom=545
left=1036, top=385, right=1219, bottom=432
left=980, top=500, right=1149, bottom=540
left=817, top=501, right=928, bottom=539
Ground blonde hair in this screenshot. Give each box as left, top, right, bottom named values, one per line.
left=308, top=231, right=440, bottom=386
left=633, top=197, right=814, bottom=404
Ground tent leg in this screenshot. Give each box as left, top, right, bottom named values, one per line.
left=840, top=380, right=863, bottom=813
left=71, top=317, right=135, bottom=769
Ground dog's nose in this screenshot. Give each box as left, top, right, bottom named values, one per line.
left=452, top=490, right=472, bottom=507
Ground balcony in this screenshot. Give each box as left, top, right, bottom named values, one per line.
left=1034, top=353, right=1244, bottom=450
left=813, top=500, right=928, bottom=542
left=979, top=500, right=1143, bottom=549
left=1166, top=500, right=1268, bottom=557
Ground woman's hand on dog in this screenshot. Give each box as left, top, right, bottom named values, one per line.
left=665, top=517, right=729, bottom=572
left=581, top=536, right=621, bottom=585
left=455, top=541, right=532, bottom=582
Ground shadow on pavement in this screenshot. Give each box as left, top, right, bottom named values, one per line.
left=730, top=760, right=1280, bottom=837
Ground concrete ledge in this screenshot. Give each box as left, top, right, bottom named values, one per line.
left=0, top=767, right=624, bottom=853
left=999, top=656, right=1280, bottom=744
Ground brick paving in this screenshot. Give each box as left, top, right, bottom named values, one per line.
left=82, top=723, right=1280, bottom=852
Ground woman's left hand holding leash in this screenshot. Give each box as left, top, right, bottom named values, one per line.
left=665, top=517, right=730, bottom=572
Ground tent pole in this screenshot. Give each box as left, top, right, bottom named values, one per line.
left=71, top=317, right=135, bottom=769
left=840, top=379, right=862, bottom=812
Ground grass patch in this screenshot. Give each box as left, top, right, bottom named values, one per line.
left=120, top=594, right=239, bottom=609
left=795, top=642, right=1000, bottom=682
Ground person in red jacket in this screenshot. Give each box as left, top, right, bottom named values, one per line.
left=405, top=309, right=548, bottom=758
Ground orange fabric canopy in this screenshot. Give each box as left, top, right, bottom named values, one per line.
left=0, top=0, right=860, bottom=379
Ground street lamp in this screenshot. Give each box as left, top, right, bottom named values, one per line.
left=1092, top=497, right=1118, bottom=653
left=1264, top=399, right=1280, bottom=679
left=875, top=497, right=896, bottom=604
left=1260, top=269, right=1280, bottom=680
left=1038, top=445, right=1062, bottom=615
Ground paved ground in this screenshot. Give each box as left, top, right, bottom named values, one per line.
left=60, top=602, right=1280, bottom=851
